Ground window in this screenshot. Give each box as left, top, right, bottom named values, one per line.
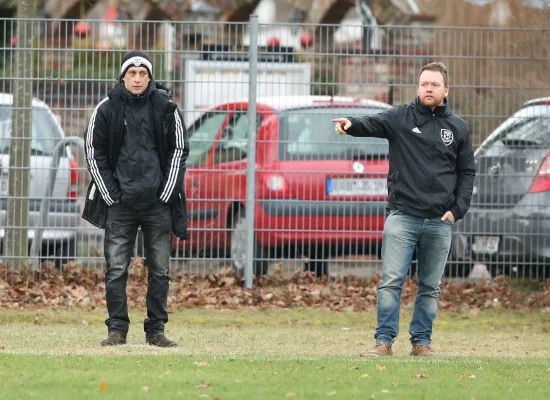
left=486, top=105, right=550, bottom=149
left=213, top=113, right=256, bottom=163
left=186, top=111, right=228, bottom=166
left=0, top=107, right=62, bottom=155
left=277, top=107, right=389, bottom=161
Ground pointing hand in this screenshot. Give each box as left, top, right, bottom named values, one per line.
left=331, top=118, right=352, bottom=135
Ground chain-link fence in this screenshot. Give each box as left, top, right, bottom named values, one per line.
left=1, top=17, right=549, bottom=283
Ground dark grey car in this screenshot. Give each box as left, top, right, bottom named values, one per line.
left=451, top=97, right=550, bottom=278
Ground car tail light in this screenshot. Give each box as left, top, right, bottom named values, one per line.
left=68, top=158, right=79, bottom=199
left=528, top=154, right=550, bottom=193
left=260, top=173, right=292, bottom=198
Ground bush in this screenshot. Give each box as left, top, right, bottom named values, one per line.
left=311, top=71, right=338, bottom=96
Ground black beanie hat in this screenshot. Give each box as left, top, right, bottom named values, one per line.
left=119, top=50, right=153, bottom=80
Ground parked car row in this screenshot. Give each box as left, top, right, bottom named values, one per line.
left=180, top=95, right=550, bottom=279
left=1, top=92, right=548, bottom=279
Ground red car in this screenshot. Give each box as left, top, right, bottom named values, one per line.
left=177, top=96, right=392, bottom=276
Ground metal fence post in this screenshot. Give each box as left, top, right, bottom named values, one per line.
left=30, top=136, right=86, bottom=268
left=244, top=15, right=259, bottom=289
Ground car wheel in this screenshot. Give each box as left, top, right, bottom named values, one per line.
left=135, top=229, right=144, bottom=257
left=487, top=262, right=509, bottom=278
left=445, top=258, right=472, bottom=278
left=54, top=238, right=77, bottom=268
left=303, top=246, right=329, bottom=278
left=230, top=208, right=269, bottom=276
left=407, top=249, right=418, bottom=279
left=511, top=264, right=549, bottom=280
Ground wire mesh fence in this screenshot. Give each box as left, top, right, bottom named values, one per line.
left=0, top=17, right=549, bottom=283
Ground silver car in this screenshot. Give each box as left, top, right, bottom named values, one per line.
left=452, top=97, right=550, bottom=278
left=0, top=93, right=80, bottom=264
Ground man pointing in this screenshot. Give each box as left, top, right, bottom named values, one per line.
left=332, top=62, right=475, bottom=356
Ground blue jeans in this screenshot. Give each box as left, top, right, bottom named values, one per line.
left=104, top=202, right=172, bottom=336
left=374, top=209, right=453, bottom=347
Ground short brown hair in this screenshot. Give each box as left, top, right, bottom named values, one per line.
left=418, top=62, right=448, bottom=87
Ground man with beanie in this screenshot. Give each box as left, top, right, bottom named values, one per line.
left=82, top=50, right=189, bottom=347
left=332, top=62, right=475, bottom=356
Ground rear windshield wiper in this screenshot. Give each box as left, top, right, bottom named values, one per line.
left=500, top=138, right=542, bottom=148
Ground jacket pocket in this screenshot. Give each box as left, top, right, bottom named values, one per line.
left=388, top=169, right=399, bottom=183
left=81, top=182, right=108, bottom=229
left=170, top=187, right=188, bottom=240
left=387, top=169, right=399, bottom=201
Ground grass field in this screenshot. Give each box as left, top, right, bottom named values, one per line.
left=1, top=307, right=550, bottom=399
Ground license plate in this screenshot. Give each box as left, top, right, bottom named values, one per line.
left=0, top=177, right=7, bottom=197
left=327, top=178, right=387, bottom=196
left=472, top=236, right=500, bottom=255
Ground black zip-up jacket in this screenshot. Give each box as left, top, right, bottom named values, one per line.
left=114, top=85, right=164, bottom=210
left=346, top=97, right=475, bottom=221
left=82, top=81, right=190, bottom=238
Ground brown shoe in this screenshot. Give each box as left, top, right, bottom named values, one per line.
left=410, top=345, right=436, bottom=356
left=146, top=333, right=178, bottom=348
left=360, top=343, right=393, bottom=357
left=100, top=332, right=126, bottom=346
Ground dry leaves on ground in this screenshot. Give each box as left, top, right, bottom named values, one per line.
left=1, top=262, right=550, bottom=311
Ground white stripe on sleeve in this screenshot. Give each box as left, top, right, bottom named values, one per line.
left=160, top=110, right=185, bottom=202
left=85, top=97, right=115, bottom=206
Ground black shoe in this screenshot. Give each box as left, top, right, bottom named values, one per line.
left=146, top=333, right=178, bottom=347
left=100, top=332, right=126, bottom=346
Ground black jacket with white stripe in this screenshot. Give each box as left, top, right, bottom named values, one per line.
left=82, top=81, right=190, bottom=238
left=345, top=97, right=475, bottom=221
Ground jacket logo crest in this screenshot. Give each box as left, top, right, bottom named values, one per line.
left=440, top=129, right=454, bottom=146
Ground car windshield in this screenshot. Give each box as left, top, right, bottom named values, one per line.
left=487, top=105, right=550, bottom=147
left=0, top=106, right=62, bottom=155
left=277, top=107, right=389, bottom=161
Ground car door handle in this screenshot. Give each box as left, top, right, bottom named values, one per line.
left=191, top=179, right=199, bottom=188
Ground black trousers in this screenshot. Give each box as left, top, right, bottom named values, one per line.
left=103, top=202, right=172, bottom=336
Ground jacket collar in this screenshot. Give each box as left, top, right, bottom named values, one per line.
left=411, top=97, right=450, bottom=117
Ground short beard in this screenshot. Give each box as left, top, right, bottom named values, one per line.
left=420, top=96, right=443, bottom=107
